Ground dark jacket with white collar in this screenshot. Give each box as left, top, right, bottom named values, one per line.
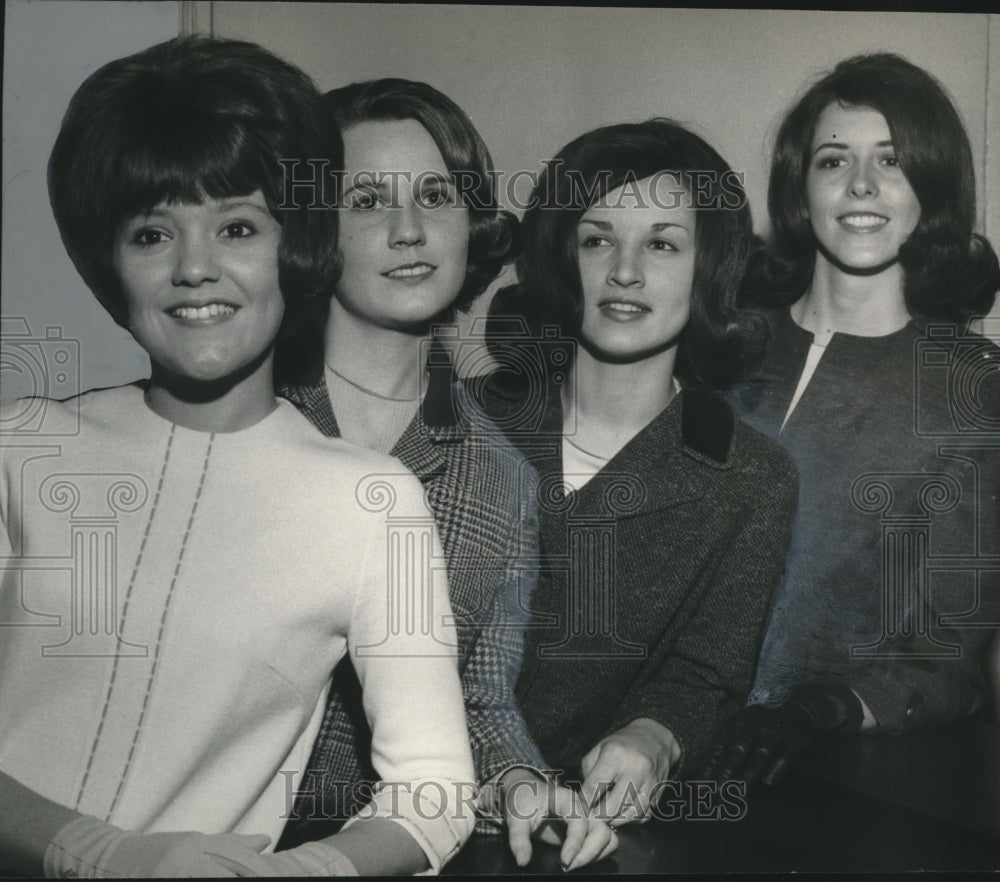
left=472, top=372, right=798, bottom=776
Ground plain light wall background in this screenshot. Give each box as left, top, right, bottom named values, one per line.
left=2, top=0, right=179, bottom=403
left=3, top=2, right=999, bottom=402
left=210, top=5, right=995, bottom=235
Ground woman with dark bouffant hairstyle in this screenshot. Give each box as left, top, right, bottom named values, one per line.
left=276, top=80, right=618, bottom=871
left=499, top=118, right=768, bottom=390
left=705, top=53, right=1000, bottom=791
left=477, top=118, right=797, bottom=833
left=1, top=37, right=477, bottom=878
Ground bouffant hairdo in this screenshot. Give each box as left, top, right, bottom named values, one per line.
left=48, top=35, right=342, bottom=330
left=489, top=118, right=764, bottom=390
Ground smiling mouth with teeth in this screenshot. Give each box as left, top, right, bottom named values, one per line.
left=169, top=303, right=237, bottom=320
left=385, top=264, right=435, bottom=279
left=601, top=301, right=649, bottom=313
left=839, top=214, right=889, bottom=230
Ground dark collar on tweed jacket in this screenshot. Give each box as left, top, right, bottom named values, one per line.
left=472, top=370, right=737, bottom=523
left=680, top=387, right=735, bottom=466
left=475, top=370, right=736, bottom=467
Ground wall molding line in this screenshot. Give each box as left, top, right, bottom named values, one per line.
left=179, top=1, right=213, bottom=36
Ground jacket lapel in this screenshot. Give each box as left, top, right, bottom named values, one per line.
left=474, top=372, right=737, bottom=519
left=278, top=375, right=342, bottom=438
left=573, top=389, right=735, bottom=520
left=392, top=343, right=464, bottom=482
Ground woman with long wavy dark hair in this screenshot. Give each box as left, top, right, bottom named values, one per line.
left=705, top=53, right=1000, bottom=788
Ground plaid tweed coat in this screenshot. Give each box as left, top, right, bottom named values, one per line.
left=278, top=348, right=546, bottom=828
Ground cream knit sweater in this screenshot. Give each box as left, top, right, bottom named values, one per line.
left=0, top=384, right=474, bottom=869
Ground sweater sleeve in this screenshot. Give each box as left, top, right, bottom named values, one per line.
left=848, top=356, right=1000, bottom=730
left=343, top=472, right=475, bottom=873
left=604, top=452, right=798, bottom=777
left=851, top=471, right=1000, bottom=730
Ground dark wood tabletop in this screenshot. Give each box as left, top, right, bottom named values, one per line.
left=445, top=720, right=1000, bottom=875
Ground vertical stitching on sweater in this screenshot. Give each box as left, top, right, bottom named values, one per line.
left=105, top=432, right=214, bottom=819
left=75, top=426, right=177, bottom=812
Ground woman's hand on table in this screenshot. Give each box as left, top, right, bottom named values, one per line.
left=580, top=718, right=680, bottom=826
left=499, top=766, right=617, bottom=871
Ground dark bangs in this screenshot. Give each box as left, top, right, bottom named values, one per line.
left=49, top=36, right=341, bottom=329
left=111, top=114, right=286, bottom=228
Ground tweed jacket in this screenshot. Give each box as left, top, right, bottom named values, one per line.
left=728, top=307, right=1000, bottom=730
left=278, top=347, right=546, bottom=823
left=473, top=372, right=798, bottom=777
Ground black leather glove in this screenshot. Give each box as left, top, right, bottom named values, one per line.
left=701, top=679, right=864, bottom=789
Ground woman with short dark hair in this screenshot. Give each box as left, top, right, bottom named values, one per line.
left=478, top=118, right=797, bottom=832
left=705, top=53, right=1000, bottom=789
left=505, top=119, right=765, bottom=389
left=1, top=36, right=475, bottom=877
